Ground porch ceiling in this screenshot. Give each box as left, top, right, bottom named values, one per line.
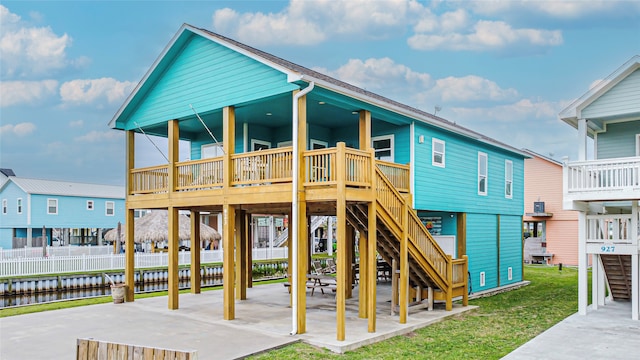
left=139, top=89, right=405, bottom=140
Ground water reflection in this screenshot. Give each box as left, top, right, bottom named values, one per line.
left=1, top=277, right=224, bottom=308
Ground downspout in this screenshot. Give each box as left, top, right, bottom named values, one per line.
left=291, top=80, right=315, bottom=335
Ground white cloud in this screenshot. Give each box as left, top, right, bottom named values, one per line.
left=469, top=0, right=634, bottom=19
left=69, top=120, right=84, bottom=128
left=317, top=57, right=516, bottom=106
left=0, top=5, right=75, bottom=77
left=0, top=122, right=36, bottom=136
left=74, top=130, right=122, bottom=142
left=212, top=0, right=422, bottom=46
left=59, top=78, right=135, bottom=105
left=408, top=20, right=562, bottom=51
left=0, top=80, right=58, bottom=107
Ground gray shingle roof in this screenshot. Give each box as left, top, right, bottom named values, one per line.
left=8, top=177, right=124, bottom=199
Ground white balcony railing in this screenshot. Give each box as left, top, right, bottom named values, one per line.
left=587, top=214, right=635, bottom=245
left=564, top=156, right=640, bottom=196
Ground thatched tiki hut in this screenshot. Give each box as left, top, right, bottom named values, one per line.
left=105, top=210, right=221, bottom=252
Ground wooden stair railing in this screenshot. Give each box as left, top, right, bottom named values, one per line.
left=374, top=166, right=465, bottom=297
left=601, top=254, right=632, bottom=300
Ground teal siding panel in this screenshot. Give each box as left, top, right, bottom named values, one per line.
left=499, top=215, right=523, bottom=285
left=596, top=120, right=640, bottom=159
left=583, top=69, right=640, bottom=119
left=30, top=195, right=125, bottom=228
left=413, top=123, right=524, bottom=215
left=126, top=35, right=297, bottom=128
left=466, top=213, right=498, bottom=292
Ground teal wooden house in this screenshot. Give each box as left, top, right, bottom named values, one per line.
left=109, top=24, right=526, bottom=340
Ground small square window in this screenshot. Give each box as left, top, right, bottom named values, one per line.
left=87, top=200, right=94, bottom=210
left=105, top=201, right=114, bottom=216
left=48, top=199, right=58, bottom=215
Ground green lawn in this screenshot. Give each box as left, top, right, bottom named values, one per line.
left=250, top=265, right=582, bottom=360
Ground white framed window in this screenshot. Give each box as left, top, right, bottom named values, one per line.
left=478, top=152, right=488, bottom=196
left=201, top=143, right=224, bottom=159
left=505, top=160, right=513, bottom=199
left=251, top=139, right=271, bottom=151
left=47, top=198, right=58, bottom=215
left=310, top=139, right=328, bottom=150
left=2, top=199, right=6, bottom=214
left=17, top=198, right=22, bottom=214
left=372, top=135, right=394, bottom=161
left=105, top=201, right=115, bottom=216
left=87, top=200, right=94, bottom=211
left=432, top=138, right=445, bottom=167
left=480, top=271, right=486, bottom=287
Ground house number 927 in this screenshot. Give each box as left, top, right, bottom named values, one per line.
left=601, top=246, right=615, bottom=253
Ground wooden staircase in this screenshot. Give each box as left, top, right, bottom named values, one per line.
left=601, top=254, right=632, bottom=301
left=345, top=166, right=468, bottom=310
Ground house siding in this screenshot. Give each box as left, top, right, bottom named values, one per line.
left=466, top=213, right=499, bottom=292
left=30, top=194, right=124, bottom=228
left=413, top=123, right=525, bottom=215
left=582, top=69, right=640, bottom=119
left=0, top=181, right=29, bottom=227
left=596, top=120, right=640, bottom=159
left=499, top=215, right=523, bottom=285
left=125, top=35, right=297, bottom=129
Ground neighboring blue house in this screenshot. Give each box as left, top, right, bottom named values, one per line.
left=109, top=24, right=526, bottom=337
left=0, top=172, right=125, bottom=249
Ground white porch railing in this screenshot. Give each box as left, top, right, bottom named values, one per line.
left=565, top=156, right=640, bottom=193
left=0, top=248, right=289, bottom=277
left=587, top=214, right=638, bottom=246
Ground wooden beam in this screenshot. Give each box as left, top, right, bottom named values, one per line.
left=168, top=120, right=179, bottom=192
left=236, top=210, right=247, bottom=300
left=399, top=202, right=408, bottom=323
left=295, top=89, right=309, bottom=334
left=336, top=142, right=347, bottom=341
left=168, top=206, right=179, bottom=310
left=358, top=224, right=368, bottom=319
left=125, top=208, right=135, bottom=302
left=457, top=213, right=466, bottom=257
left=462, top=255, right=469, bottom=306
left=223, top=203, right=236, bottom=319
left=190, top=210, right=201, bottom=294
left=223, top=106, right=236, bottom=191
left=246, top=212, right=253, bottom=288
left=367, top=167, right=377, bottom=331
left=359, top=110, right=371, bottom=150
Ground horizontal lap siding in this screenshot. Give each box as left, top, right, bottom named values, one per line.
left=413, top=123, right=525, bottom=216
left=546, top=220, right=579, bottom=266
left=582, top=69, right=640, bottom=119
left=30, top=195, right=125, bottom=228
left=127, top=35, right=296, bottom=128
left=0, top=182, right=28, bottom=227
left=596, top=120, right=640, bottom=159
left=466, top=213, right=498, bottom=292
left=500, top=215, right=523, bottom=285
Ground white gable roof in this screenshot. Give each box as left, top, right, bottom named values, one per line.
left=6, top=177, right=124, bottom=199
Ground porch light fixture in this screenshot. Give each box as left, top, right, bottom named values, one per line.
left=318, top=101, right=326, bottom=105
left=266, top=112, right=272, bottom=116
left=352, top=111, right=358, bottom=115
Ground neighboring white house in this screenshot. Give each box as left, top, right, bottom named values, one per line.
left=0, top=171, right=125, bottom=249
left=560, top=55, right=640, bottom=320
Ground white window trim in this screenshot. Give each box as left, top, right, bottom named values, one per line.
left=508, top=267, right=513, bottom=281
left=201, top=143, right=224, bottom=159
left=17, top=198, right=22, bottom=214
left=372, top=134, right=394, bottom=161
left=105, top=201, right=115, bottom=216
left=277, top=140, right=292, bottom=148
left=2, top=199, right=6, bottom=214
left=480, top=271, right=486, bottom=287
left=87, top=200, right=94, bottom=211
left=478, top=152, right=488, bottom=196
left=310, top=139, right=328, bottom=149
left=432, top=138, right=445, bottom=168
left=636, top=134, right=640, bottom=156
left=250, top=139, right=271, bottom=151
left=47, top=198, right=58, bottom=215
left=505, top=160, right=513, bottom=199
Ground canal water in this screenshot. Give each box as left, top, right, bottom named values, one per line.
left=1, top=278, right=224, bottom=308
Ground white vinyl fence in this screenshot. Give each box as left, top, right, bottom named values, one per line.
left=0, top=248, right=289, bottom=277
left=0, top=245, right=113, bottom=259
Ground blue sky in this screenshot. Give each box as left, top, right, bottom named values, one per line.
left=1, top=0, right=639, bottom=186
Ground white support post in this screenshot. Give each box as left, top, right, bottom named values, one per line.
left=577, top=118, right=588, bottom=161
left=632, top=252, right=639, bottom=321
left=592, top=253, right=599, bottom=310
left=327, top=216, right=334, bottom=256
left=578, top=211, right=588, bottom=315
left=597, top=256, right=606, bottom=306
